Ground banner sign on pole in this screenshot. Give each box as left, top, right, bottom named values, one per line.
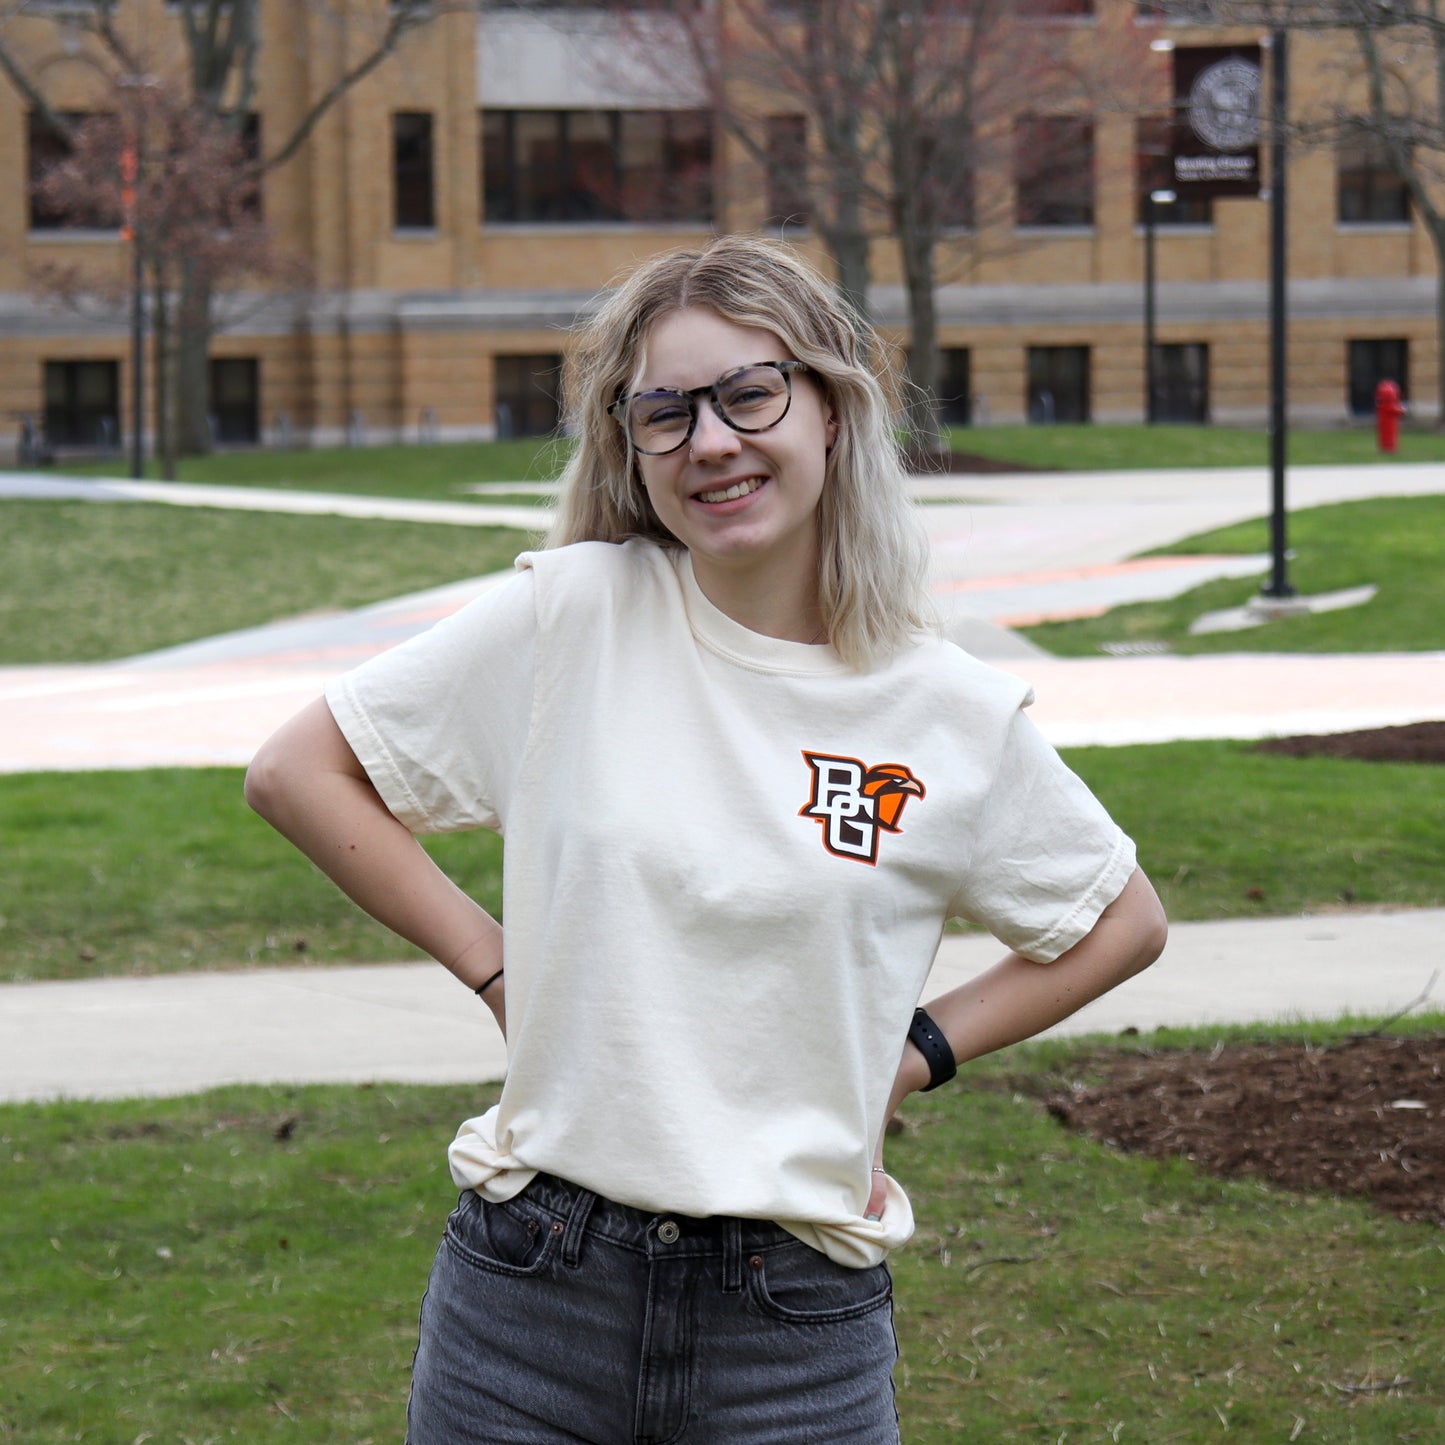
left=1172, top=45, right=1263, bottom=198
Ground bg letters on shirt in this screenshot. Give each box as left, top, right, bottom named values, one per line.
left=799, top=751, right=926, bottom=867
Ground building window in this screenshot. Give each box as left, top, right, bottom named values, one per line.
left=494, top=353, right=563, bottom=439
left=1027, top=346, right=1090, bottom=423
left=234, top=112, right=263, bottom=221
left=937, top=348, right=972, bottom=427
left=1135, top=2, right=1212, bottom=16
left=765, top=114, right=809, bottom=229
left=44, top=360, right=120, bottom=449
left=482, top=109, right=714, bottom=225
left=28, top=111, right=121, bottom=231
left=1022, top=0, right=1094, bottom=15
left=210, top=358, right=260, bottom=445
left=1348, top=339, right=1408, bottom=417
left=1136, top=117, right=1213, bottom=226
left=1152, top=342, right=1209, bottom=423
left=394, top=111, right=436, bottom=230
left=1337, top=137, right=1410, bottom=224
left=1015, top=116, right=1094, bottom=227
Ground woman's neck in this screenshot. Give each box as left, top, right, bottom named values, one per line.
left=689, top=556, right=827, bottom=645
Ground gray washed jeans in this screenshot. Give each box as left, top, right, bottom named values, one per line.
left=406, top=1173, right=901, bottom=1444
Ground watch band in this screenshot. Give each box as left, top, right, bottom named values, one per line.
left=908, top=1007, right=957, bottom=1092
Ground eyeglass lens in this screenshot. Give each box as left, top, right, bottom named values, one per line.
left=626, top=364, right=794, bottom=455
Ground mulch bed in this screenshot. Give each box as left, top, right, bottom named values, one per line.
left=1252, top=720, right=1445, bottom=765
left=1041, top=1035, right=1444, bottom=1228
left=1036, top=722, right=1444, bottom=1229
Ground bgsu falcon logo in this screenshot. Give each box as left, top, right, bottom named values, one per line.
left=799, top=752, right=925, bottom=865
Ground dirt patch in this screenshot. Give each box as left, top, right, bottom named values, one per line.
left=1253, top=721, right=1445, bottom=765
left=1040, top=1035, right=1444, bottom=1228
left=1032, top=722, right=1444, bottom=1227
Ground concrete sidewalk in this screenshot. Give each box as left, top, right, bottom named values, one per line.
left=4, top=461, right=1444, bottom=770
left=2, top=459, right=1442, bottom=1107
left=4, top=910, right=1440, bottom=1105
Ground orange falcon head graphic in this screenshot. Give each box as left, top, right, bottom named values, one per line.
left=860, top=764, right=926, bottom=832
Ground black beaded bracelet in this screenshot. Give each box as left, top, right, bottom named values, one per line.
left=473, top=967, right=505, bottom=998
left=908, top=1007, right=957, bottom=1092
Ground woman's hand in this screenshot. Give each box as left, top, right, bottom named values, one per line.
left=866, top=1037, right=933, bottom=1220
left=865, top=869, right=1166, bottom=1222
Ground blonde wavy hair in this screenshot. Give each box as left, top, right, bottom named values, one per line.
left=545, top=234, right=933, bottom=670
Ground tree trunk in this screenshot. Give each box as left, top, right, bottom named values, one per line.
left=151, top=278, right=177, bottom=481
left=175, top=261, right=215, bottom=457
left=898, top=215, right=944, bottom=455
left=831, top=223, right=872, bottom=327
left=1434, top=220, right=1445, bottom=429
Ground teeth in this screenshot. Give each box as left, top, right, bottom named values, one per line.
left=698, top=478, right=762, bottom=504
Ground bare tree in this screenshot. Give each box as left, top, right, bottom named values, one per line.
left=597, top=1, right=1146, bottom=449
left=1152, top=0, right=1445, bottom=421
left=4, top=0, right=472, bottom=456
left=33, top=87, right=311, bottom=476
left=876, top=0, right=1104, bottom=452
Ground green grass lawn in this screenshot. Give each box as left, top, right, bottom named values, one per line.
left=34, top=421, right=1445, bottom=504
left=2, top=1019, right=1440, bottom=1443
left=0, top=499, right=538, bottom=664
left=6, top=485, right=1439, bottom=669
left=1021, top=494, right=1445, bottom=656
left=49, top=436, right=569, bottom=501
left=946, top=421, right=1445, bottom=472
left=3, top=740, right=1441, bottom=983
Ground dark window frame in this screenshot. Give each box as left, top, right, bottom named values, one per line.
left=937, top=347, right=972, bottom=427
left=1152, top=342, right=1210, bottom=424
left=394, top=110, right=437, bottom=231
left=493, top=353, right=563, bottom=439
left=28, top=110, right=123, bottom=232
left=1337, top=136, right=1411, bottom=225
left=1027, top=345, right=1091, bottom=424
left=44, top=359, right=121, bottom=449
left=1347, top=338, right=1409, bottom=417
left=1015, top=115, right=1095, bottom=228
left=481, top=108, right=714, bottom=226
left=765, top=113, right=809, bottom=229
left=209, top=357, right=261, bottom=445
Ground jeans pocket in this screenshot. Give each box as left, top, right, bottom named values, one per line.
left=745, top=1241, right=893, bottom=1325
left=443, top=1190, right=563, bottom=1279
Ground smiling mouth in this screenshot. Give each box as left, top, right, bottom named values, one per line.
left=695, top=477, right=765, bottom=505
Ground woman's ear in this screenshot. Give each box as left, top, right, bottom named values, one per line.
left=825, top=414, right=840, bottom=453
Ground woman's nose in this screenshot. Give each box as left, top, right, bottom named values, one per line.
left=688, top=399, right=741, bottom=460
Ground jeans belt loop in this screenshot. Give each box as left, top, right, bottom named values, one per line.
left=721, top=1217, right=743, bottom=1294
left=560, top=1182, right=597, bottom=1269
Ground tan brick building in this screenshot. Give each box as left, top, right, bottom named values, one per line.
left=1, top=0, right=1436, bottom=460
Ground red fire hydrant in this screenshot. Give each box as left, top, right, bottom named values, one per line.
left=1375, top=379, right=1406, bottom=454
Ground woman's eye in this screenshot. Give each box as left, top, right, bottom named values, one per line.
left=638, top=402, right=690, bottom=428
left=724, top=386, right=778, bottom=412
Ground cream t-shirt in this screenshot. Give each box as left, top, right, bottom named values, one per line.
left=326, top=540, right=1135, bottom=1266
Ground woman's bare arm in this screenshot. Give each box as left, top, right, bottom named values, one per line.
left=868, top=868, right=1166, bottom=1216
left=243, top=696, right=506, bottom=1032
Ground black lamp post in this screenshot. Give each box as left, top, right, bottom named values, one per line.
left=129, top=222, right=144, bottom=480
left=1144, top=186, right=1176, bottom=425
left=1263, top=27, right=1294, bottom=599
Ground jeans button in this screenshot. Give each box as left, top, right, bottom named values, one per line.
left=656, top=1219, right=680, bottom=1244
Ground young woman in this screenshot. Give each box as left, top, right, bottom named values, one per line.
left=245, top=235, right=1166, bottom=1443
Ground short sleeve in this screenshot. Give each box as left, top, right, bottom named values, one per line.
left=325, top=568, right=538, bottom=835
left=947, top=704, right=1136, bottom=963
